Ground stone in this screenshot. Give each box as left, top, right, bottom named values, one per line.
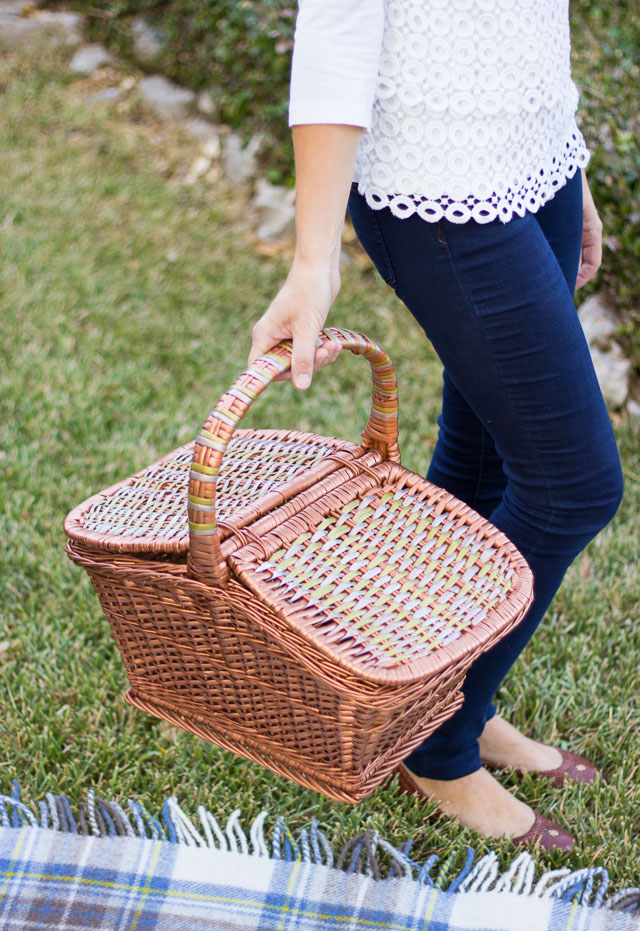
left=0, top=1, right=33, bottom=14
left=196, top=90, right=215, bottom=116
left=576, top=294, right=630, bottom=409
left=70, top=42, right=110, bottom=75
left=626, top=398, right=640, bottom=418
left=202, top=134, right=221, bottom=161
left=589, top=344, right=630, bottom=409
left=221, top=132, right=262, bottom=187
left=577, top=294, right=618, bottom=349
left=251, top=178, right=296, bottom=241
left=184, top=119, right=221, bottom=158
left=89, top=87, right=122, bottom=103
left=34, top=11, right=84, bottom=36
left=184, top=155, right=212, bottom=185
left=139, top=74, right=195, bottom=122
left=0, top=9, right=84, bottom=50
left=131, top=16, right=164, bottom=63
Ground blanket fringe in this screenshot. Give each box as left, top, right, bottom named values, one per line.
left=0, top=780, right=637, bottom=914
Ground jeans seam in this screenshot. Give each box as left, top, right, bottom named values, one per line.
left=472, top=428, right=486, bottom=510
left=438, top=235, right=556, bottom=554
left=369, top=209, right=397, bottom=288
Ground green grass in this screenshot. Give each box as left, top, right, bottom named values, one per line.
left=1, top=50, right=639, bottom=889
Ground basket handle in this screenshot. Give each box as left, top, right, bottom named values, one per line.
left=187, top=327, right=400, bottom=585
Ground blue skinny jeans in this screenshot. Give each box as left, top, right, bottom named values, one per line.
left=347, top=171, right=623, bottom=780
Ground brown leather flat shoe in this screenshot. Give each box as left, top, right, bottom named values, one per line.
left=511, top=811, right=575, bottom=852
left=394, top=763, right=575, bottom=852
left=481, top=748, right=602, bottom=788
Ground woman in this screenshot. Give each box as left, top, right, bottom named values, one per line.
left=248, top=0, right=623, bottom=850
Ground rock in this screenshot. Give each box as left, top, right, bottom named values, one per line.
left=202, top=135, right=221, bottom=160
left=196, top=90, right=215, bottom=116
left=184, top=119, right=221, bottom=158
left=0, top=9, right=84, bottom=50
left=132, top=16, right=164, bottom=64
left=139, top=74, right=195, bottom=122
left=184, top=155, right=212, bottom=185
left=70, top=42, right=110, bottom=75
left=222, top=132, right=262, bottom=187
left=0, top=1, right=33, bottom=14
left=577, top=294, right=618, bottom=349
left=89, top=87, right=122, bottom=103
left=589, top=344, right=630, bottom=409
left=251, top=178, right=296, bottom=241
left=577, top=294, right=630, bottom=409
left=34, top=10, right=84, bottom=36
left=627, top=398, right=640, bottom=418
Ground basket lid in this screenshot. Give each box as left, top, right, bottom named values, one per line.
left=229, top=460, right=533, bottom=684
left=64, top=429, right=361, bottom=555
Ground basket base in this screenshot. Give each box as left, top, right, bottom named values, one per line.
left=124, top=687, right=464, bottom=804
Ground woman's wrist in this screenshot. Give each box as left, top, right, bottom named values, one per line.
left=293, top=209, right=345, bottom=272
left=292, top=241, right=341, bottom=274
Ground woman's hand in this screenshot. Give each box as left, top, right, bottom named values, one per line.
left=575, top=169, right=603, bottom=290
left=248, top=124, right=363, bottom=389
left=248, top=257, right=342, bottom=389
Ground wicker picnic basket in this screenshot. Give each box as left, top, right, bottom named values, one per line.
left=64, top=327, right=533, bottom=803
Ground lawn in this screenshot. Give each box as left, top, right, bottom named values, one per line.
left=1, top=48, right=639, bottom=889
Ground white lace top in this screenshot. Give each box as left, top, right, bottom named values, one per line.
left=289, top=0, right=590, bottom=224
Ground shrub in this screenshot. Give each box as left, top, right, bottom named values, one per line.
left=572, top=0, right=640, bottom=367
left=81, top=0, right=296, bottom=181
left=69, top=1, right=640, bottom=367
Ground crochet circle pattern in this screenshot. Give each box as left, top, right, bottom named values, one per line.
left=353, top=0, right=590, bottom=224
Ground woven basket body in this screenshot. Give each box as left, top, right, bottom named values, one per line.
left=65, top=329, right=533, bottom=802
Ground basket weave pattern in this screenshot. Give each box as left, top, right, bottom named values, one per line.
left=65, top=328, right=533, bottom=802
left=65, top=430, right=364, bottom=554
left=66, top=539, right=471, bottom=801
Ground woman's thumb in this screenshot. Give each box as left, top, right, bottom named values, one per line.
left=248, top=320, right=279, bottom=368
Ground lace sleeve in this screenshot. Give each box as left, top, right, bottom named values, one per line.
left=289, top=0, right=384, bottom=130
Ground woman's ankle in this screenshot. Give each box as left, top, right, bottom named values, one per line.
left=406, top=767, right=535, bottom=839
left=478, top=715, right=562, bottom=771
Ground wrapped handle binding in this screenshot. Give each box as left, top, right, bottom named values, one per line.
left=187, top=327, right=400, bottom=586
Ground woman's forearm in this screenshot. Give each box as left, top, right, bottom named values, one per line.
left=247, top=1, right=381, bottom=385
left=248, top=124, right=363, bottom=388
left=292, top=124, right=363, bottom=271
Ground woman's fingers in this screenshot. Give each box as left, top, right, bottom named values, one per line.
left=248, top=258, right=340, bottom=388
left=575, top=227, right=602, bottom=289
left=576, top=170, right=603, bottom=290
left=272, top=340, right=341, bottom=383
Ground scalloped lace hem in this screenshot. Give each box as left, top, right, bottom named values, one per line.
left=356, top=137, right=590, bottom=225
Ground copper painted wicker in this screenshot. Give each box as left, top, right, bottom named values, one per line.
left=65, top=327, right=533, bottom=802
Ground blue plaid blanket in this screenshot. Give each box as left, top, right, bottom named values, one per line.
left=1, top=786, right=638, bottom=930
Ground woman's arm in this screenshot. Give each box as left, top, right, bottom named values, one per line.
left=248, top=0, right=384, bottom=390
left=249, top=125, right=362, bottom=390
